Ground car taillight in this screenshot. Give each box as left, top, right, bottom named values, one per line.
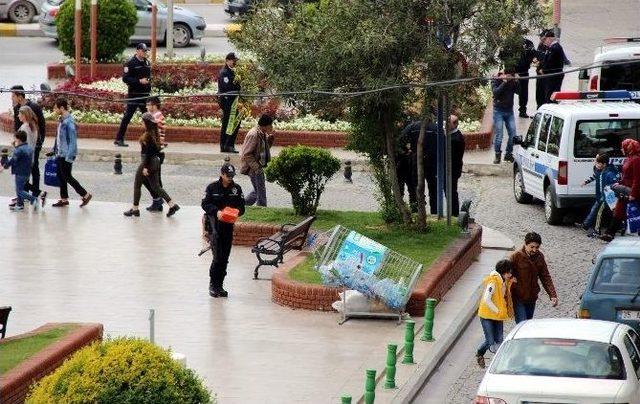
left=558, top=160, right=568, bottom=185
left=474, top=396, right=508, bottom=404
left=49, top=8, right=58, bottom=17
left=578, top=308, right=591, bottom=318
left=590, top=74, right=598, bottom=90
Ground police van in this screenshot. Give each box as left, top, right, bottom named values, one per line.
left=513, top=90, right=640, bottom=225
left=579, top=37, right=640, bottom=92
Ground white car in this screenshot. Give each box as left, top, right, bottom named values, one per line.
left=579, top=37, right=640, bottom=92
left=475, top=318, right=640, bottom=404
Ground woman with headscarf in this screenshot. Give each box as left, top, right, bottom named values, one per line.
left=601, top=138, right=640, bottom=241
left=123, top=112, right=180, bottom=218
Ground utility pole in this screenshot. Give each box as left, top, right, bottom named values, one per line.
left=90, top=0, right=97, bottom=79
left=444, top=93, right=452, bottom=225
left=436, top=93, right=444, bottom=219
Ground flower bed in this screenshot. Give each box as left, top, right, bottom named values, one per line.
left=47, top=60, right=225, bottom=80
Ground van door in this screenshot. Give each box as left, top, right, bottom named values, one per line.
left=525, top=113, right=551, bottom=200
left=520, top=112, right=543, bottom=199
left=544, top=116, right=564, bottom=192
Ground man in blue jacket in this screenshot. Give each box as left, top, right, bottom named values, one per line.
left=51, top=98, right=92, bottom=208
left=1, top=131, right=40, bottom=212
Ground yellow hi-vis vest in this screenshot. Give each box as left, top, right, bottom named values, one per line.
left=477, top=272, right=514, bottom=321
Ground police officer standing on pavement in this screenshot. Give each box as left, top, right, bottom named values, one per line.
left=541, top=30, right=568, bottom=104
left=114, top=43, right=152, bottom=147
left=534, top=30, right=549, bottom=109
left=217, top=52, right=241, bottom=153
left=516, top=38, right=537, bottom=118
left=201, top=163, right=246, bottom=298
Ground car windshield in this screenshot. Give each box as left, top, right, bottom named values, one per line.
left=490, top=338, right=626, bottom=379
left=593, top=257, right=640, bottom=294
left=601, top=61, right=640, bottom=91
left=574, top=120, right=640, bottom=158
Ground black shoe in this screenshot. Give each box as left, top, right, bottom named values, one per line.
left=493, top=153, right=501, bottom=164
left=166, top=204, right=180, bottom=217
left=504, top=153, right=514, bottom=163
left=218, top=288, right=228, bottom=298
left=519, top=112, right=530, bottom=118
left=123, top=209, right=140, bottom=217
left=146, top=200, right=163, bottom=212
left=209, top=285, right=221, bottom=298
left=114, top=140, right=129, bottom=147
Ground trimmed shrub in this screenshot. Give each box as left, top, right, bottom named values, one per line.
left=26, top=337, right=212, bottom=404
left=265, top=145, right=340, bottom=216
left=57, top=0, right=137, bottom=62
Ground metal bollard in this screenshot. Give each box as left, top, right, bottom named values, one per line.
left=364, top=369, right=376, bottom=404
left=114, top=153, right=122, bottom=175
left=149, top=308, right=155, bottom=344
left=384, top=343, right=397, bottom=389
left=421, top=298, right=437, bottom=341
left=340, top=395, right=352, bottom=404
left=343, top=160, right=353, bottom=183
left=402, top=320, right=415, bottom=364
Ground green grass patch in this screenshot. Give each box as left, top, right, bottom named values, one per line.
left=0, top=325, right=78, bottom=374
left=241, top=207, right=462, bottom=284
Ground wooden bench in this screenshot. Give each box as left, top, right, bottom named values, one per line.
left=251, top=216, right=316, bottom=279
left=0, top=306, right=11, bottom=339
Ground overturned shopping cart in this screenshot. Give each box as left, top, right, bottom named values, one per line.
left=310, top=225, right=423, bottom=324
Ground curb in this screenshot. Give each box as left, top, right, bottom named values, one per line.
left=0, top=23, right=17, bottom=37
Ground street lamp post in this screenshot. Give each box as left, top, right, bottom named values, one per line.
left=74, top=0, right=82, bottom=82
left=90, top=0, right=97, bottom=79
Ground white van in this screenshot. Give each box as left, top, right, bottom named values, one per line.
left=513, top=91, right=640, bottom=225
left=579, top=37, right=640, bottom=92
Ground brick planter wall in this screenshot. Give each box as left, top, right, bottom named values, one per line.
left=271, top=224, right=482, bottom=315
left=0, top=323, right=103, bottom=404
left=232, top=222, right=282, bottom=247
left=46, top=62, right=224, bottom=80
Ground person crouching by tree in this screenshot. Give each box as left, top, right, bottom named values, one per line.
left=240, top=114, right=275, bottom=207
left=123, top=112, right=180, bottom=218
left=510, top=232, right=558, bottom=323
left=145, top=96, right=167, bottom=212
left=201, top=163, right=245, bottom=298
left=476, top=259, right=515, bottom=369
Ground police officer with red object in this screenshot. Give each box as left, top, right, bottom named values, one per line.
left=201, top=163, right=245, bottom=298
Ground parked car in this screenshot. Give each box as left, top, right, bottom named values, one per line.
left=475, top=318, right=640, bottom=404
left=39, top=0, right=205, bottom=48
left=579, top=237, right=640, bottom=331
left=223, top=0, right=254, bottom=16
left=1, top=0, right=43, bottom=23
left=513, top=91, right=640, bottom=225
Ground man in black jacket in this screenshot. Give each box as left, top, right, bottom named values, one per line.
left=535, top=30, right=549, bottom=109
left=516, top=38, right=537, bottom=118
left=449, top=115, right=465, bottom=216
left=491, top=70, right=518, bottom=164
left=218, top=52, right=241, bottom=153
left=11, top=85, right=46, bottom=201
left=541, top=30, right=567, bottom=103
left=114, top=43, right=151, bottom=147
left=201, top=163, right=246, bottom=298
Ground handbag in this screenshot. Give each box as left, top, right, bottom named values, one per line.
left=627, top=201, right=640, bottom=234
left=44, top=157, right=59, bottom=187
left=603, top=186, right=618, bottom=211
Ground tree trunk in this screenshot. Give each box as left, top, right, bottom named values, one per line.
left=416, top=118, right=428, bottom=230
left=382, top=112, right=412, bottom=225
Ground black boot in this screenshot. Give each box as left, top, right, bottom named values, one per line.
left=504, top=153, right=514, bottom=163
left=493, top=153, right=501, bottom=164
left=209, top=284, right=221, bottom=298
left=218, top=287, right=228, bottom=298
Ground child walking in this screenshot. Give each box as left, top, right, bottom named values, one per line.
left=581, top=153, right=619, bottom=237
left=145, top=96, right=167, bottom=212
left=476, top=259, right=515, bottom=368
left=1, top=131, right=42, bottom=212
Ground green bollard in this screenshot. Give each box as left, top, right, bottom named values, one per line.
left=364, top=369, right=376, bottom=404
left=421, top=298, right=437, bottom=342
left=402, top=320, right=415, bottom=364
left=384, top=343, right=398, bottom=389
left=341, top=395, right=352, bottom=404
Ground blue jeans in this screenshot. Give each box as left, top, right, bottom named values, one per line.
left=15, top=175, right=36, bottom=207
left=245, top=171, right=267, bottom=207
left=583, top=200, right=602, bottom=230
left=493, top=109, right=517, bottom=155
left=477, top=318, right=504, bottom=356
left=513, top=299, right=536, bottom=324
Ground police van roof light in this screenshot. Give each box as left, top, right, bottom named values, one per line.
left=551, top=90, right=640, bottom=101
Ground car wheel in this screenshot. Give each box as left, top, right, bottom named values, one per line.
left=173, top=23, right=191, bottom=48
left=8, top=1, right=35, bottom=24
left=513, top=169, right=533, bottom=204
left=544, top=186, right=563, bottom=225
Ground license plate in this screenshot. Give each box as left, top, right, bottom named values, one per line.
left=619, top=310, right=640, bottom=320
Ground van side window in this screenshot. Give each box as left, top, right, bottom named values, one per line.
left=574, top=120, right=640, bottom=158
left=547, top=117, right=564, bottom=156
left=525, top=113, right=541, bottom=148
left=538, top=114, right=552, bottom=152
left=624, top=334, right=640, bottom=378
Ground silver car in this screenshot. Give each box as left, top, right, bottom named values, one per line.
left=39, top=0, right=206, bottom=48
left=0, top=0, right=43, bottom=23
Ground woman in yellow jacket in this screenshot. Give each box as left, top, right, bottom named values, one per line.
left=476, top=259, right=515, bottom=368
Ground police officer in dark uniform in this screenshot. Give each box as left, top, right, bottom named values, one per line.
left=217, top=52, right=241, bottom=153
left=516, top=38, right=536, bottom=118
left=201, top=163, right=246, bottom=298
left=115, top=43, right=152, bottom=147
left=541, top=30, right=567, bottom=104
left=535, top=30, right=549, bottom=109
